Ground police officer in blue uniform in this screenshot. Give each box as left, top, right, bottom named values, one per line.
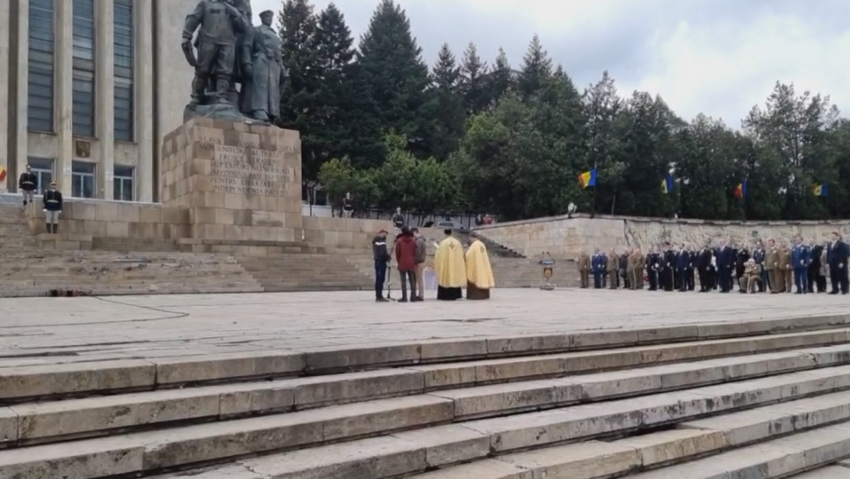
left=591, top=249, right=605, bottom=289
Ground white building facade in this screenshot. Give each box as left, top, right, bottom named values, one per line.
left=1, top=0, right=195, bottom=202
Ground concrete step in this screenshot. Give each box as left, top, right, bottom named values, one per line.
left=4, top=334, right=839, bottom=443
left=794, top=465, right=850, bottom=477
left=2, top=315, right=849, bottom=402
left=9, top=361, right=850, bottom=478
left=207, top=390, right=850, bottom=479
left=0, top=317, right=849, bottom=478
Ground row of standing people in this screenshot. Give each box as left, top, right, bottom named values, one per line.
left=575, top=232, right=850, bottom=295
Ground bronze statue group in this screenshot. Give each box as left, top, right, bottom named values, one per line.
left=576, top=232, right=850, bottom=295
left=182, top=0, right=284, bottom=123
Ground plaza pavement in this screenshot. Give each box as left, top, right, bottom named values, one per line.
left=0, top=288, right=847, bottom=369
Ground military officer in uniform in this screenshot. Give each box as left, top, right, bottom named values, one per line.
left=183, top=0, right=250, bottom=105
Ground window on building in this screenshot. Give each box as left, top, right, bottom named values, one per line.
left=113, top=0, right=134, bottom=142
left=28, top=0, right=55, bottom=133
left=27, top=158, right=55, bottom=195
left=113, top=165, right=134, bottom=201
left=72, top=0, right=95, bottom=138
left=71, top=161, right=96, bottom=198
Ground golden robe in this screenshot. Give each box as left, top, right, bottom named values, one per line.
left=466, top=240, right=495, bottom=299
left=435, top=236, right=466, bottom=300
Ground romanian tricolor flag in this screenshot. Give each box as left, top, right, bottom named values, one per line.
left=733, top=179, right=747, bottom=199
left=661, top=175, right=673, bottom=194
left=0, top=165, right=6, bottom=182
left=813, top=183, right=828, bottom=197
left=578, top=168, right=597, bottom=188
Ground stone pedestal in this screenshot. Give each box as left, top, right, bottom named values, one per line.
left=160, top=119, right=302, bottom=244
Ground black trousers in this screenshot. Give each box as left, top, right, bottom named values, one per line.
left=830, top=266, right=849, bottom=293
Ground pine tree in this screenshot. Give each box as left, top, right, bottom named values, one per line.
left=459, top=42, right=490, bottom=114
left=357, top=0, right=431, bottom=156
left=278, top=0, right=322, bottom=181
left=311, top=3, right=382, bottom=171
left=487, top=47, right=513, bottom=105
left=517, top=34, right=553, bottom=98
left=423, top=43, right=466, bottom=161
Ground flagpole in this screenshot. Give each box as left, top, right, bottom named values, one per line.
left=591, top=163, right=597, bottom=218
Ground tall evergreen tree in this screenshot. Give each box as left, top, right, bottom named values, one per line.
left=423, top=43, right=466, bottom=161
left=517, top=34, right=553, bottom=98
left=357, top=0, right=431, bottom=156
left=278, top=0, right=322, bottom=181
left=487, top=47, right=513, bottom=103
left=459, top=42, right=489, bottom=114
left=311, top=3, right=382, bottom=171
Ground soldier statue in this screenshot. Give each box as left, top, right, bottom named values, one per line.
left=181, top=0, right=250, bottom=119
left=181, top=0, right=284, bottom=124
left=242, top=10, right=285, bottom=123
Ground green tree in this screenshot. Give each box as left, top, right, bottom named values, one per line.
left=617, top=92, right=681, bottom=217
left=452, top=74, right=584, bottom=220
left=675, top=115, right=739, bottom=220
left=372, top=133, right=418, bottom=211
left=408, top=157, right=455, bottom=223
left=486, top=47, right=513, bottom=104
left=312, top=3, right=383, bottom=171
left=581, top=71, right=624, bottom=214
left=516, top=34, right=552, bottom=98
left=357, top=0, right=431, bottom=155
left=278, top=0, right=322, bottom=182
left=459, top=42, right=490, bottom=114
left=744, top=82, right=839, bottom=220
left=421, top=43, right=466, bottom=161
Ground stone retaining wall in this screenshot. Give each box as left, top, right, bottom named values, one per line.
left=477, top=214, right=850, bottom=258
left=27, top=199, right=189, bottom=239
left=26, top=199, right=450, bottom=254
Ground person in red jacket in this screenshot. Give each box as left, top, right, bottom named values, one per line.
left=394, top=225, right=418, bottom=302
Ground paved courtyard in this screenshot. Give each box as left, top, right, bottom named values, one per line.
left=0, top=289, right=848, bottom=368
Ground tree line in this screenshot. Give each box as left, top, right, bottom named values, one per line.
left=278, top=0, right=850, bottom=222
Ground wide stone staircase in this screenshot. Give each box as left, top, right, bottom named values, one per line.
left=4, top=315, right=850, bottom=478
left=239, top=253, right=374, bottom=292
left=0, top=196, right=568, bottom=295
left=0, top=202, right=265, bottom=297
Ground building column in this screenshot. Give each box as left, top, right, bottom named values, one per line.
left=136, top=0, right=153, bottom=202
left=55, top=0, right=74, bottom=195
left=0, top=0, right=10, bottom=192
left=12, top=0, right=30, bottom=192
left=96, top=0, right=115, bottom=200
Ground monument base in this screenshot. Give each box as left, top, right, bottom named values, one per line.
left=161, top=118, right=303, bottom=246
left=183, top=102, right=263, bottom=124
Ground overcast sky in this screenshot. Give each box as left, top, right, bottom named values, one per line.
left=250, top=0, right=850, bottom=126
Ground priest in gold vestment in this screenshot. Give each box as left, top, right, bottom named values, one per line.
left=435, top=229, right=466, bottom=300
left=466, top=239, right=495, bottom=300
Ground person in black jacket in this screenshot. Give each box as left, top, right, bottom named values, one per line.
left=42, top=181, right=63, bottom=234
left=18, top=164, right=38, bottom=208
left=697, top=245, right=713, bottom=292
left=808, top=240, right=825, bottom=293
left=372, top=229, right=392, bottom=302
left=827, top=232, right=849, bottom=295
